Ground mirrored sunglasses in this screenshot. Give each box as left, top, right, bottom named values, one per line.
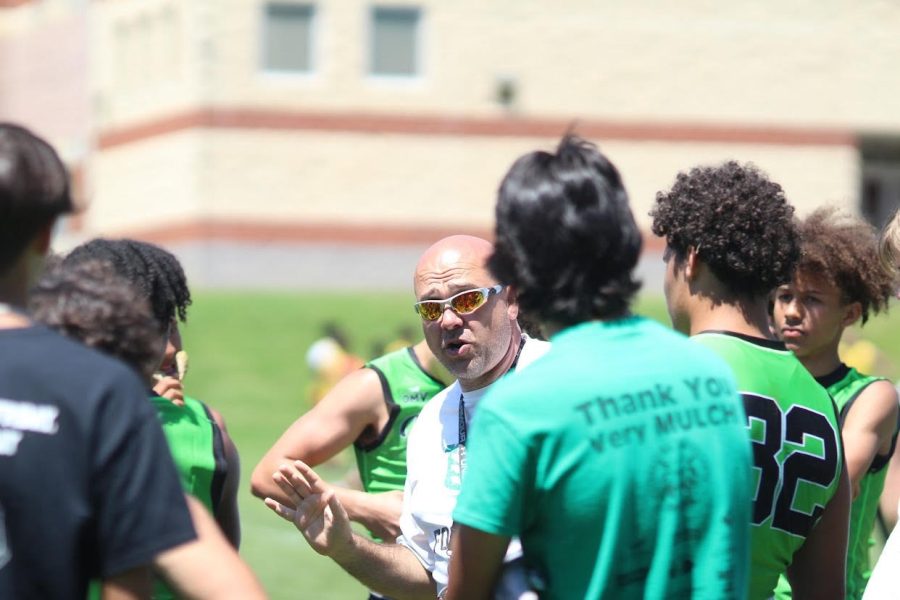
left=414, top=285, right=504, bottom=321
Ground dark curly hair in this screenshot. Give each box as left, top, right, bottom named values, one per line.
left=796, top=207, right=894, bottom=325
left=62, top=238, right=191, bottom=330
left=29, top=260, right=162, bottom=380
left=650, top=161, right=800, bottom=298
left=489, top=135, right=642, bottom=325
left=0, top=123, right=73, bottom=274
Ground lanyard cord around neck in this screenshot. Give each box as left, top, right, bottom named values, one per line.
left=457, top=336, right=526, bottom=453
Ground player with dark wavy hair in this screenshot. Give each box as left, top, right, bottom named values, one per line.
left=488, top=136, right=641, bottom=325
left=445, top=136, right=752, bottom=599
left=63, top=238, right=242, bottom=599
left=29, top=260, right=162, bottom=381
left=652, top=162, right=851, bottom=600
left=770, top=208, right=898, bottom=600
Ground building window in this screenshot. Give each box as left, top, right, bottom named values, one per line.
left=263, top=3, right=315, bottom=73
left=370, top=6, right=421, bottom=77
left=861, top=138, right=900, bottom=229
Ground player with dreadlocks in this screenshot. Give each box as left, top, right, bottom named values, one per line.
left=63, top=238, right=241, bottom=600
left=769, top=208, right=899, bottom=599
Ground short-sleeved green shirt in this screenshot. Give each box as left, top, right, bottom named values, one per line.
left=693, top=332, right=844, bottom=600
left=454, top=318, right=752, bottom=599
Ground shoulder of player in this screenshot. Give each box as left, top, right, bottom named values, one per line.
left=32, top=326, right=147, bottom=393
left=844, top=379, right=899, bottom=429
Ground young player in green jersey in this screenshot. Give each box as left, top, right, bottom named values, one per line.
left=28, top=257, right=265, bottom=599
left=652, top=162, right=852, bottom=600
left=62, top=239, right=244, bottom=600
left=253, top=338, right=450, bottom=546
left=770, top=208, right=898, bottom=600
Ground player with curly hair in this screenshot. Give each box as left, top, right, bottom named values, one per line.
left=768, top=208, right=898, bottom=599
left=651, top=162, right=851, bottom=600
left=63, top=238, right=242, bottom=600
left=29, top=260, right=162, bottom=381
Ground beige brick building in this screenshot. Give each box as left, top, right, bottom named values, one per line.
left=2, top=0, right=900, bottom=286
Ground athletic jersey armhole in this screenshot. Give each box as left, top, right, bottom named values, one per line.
left=354, top=365, right=401, bottom=452
left=839, top=379, right=897, bottom=473
left=406, top=346, right=446, bottom=388
left=200, top=402, right=228, bottom=513
left=878, top=414, right=900, bottom=474
left=828, top=392, right=847, bottom=464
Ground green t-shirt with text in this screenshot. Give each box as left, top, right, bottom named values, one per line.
left=454, top=318, right=752, bottom=599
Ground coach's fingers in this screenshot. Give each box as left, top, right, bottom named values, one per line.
left=264, top=497, right=297, bottom=522
left=294, top=460, right=329, bottom=494
left=272, top=469, right=304, bottom=507
left=282, top=462, right=316, bottom=497
left=296, top=491, right=333, bottom=531
left=326, top=488, right=349, bottom=523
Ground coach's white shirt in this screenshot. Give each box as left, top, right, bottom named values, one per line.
left=863, top=501, right=900, bottom=600
left=397, top=336, right=551, bottom=597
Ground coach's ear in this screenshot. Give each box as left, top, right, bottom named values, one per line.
left=505, top=285, right=519, bottom=320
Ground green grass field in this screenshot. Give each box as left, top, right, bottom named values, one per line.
left=181, top=291, right=900, bottom=599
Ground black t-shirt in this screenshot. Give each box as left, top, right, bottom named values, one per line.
left=0, top=325, right=196, bottom=598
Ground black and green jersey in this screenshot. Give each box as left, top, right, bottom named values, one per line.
left=150, top=395, right=227, bottom=600
left=150, top=395, right=227, bottom=513
left=354, top=347, right=445, bottom=495
left=776, top=364, right=897, bottom=600
left=694, top=331, right=843, bottom=600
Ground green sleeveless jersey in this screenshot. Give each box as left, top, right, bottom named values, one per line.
left=775, top=364, right=895, bottom=600
left=354, top=347, right=445, bottom=494
left=694, top=332, right=843, bottom=600
left=88, top=395, right=227, bottom=600
left=150, top=395, right=226, bottom=512
left=149, top=395, right=227, bottom=600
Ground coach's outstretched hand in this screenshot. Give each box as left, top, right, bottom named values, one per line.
left=264, top=460, right=355, bottom=559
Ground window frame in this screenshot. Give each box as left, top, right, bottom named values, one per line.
left=366, top=4, right=425, bottom=82
left=259, top=1, right=319, bottom=78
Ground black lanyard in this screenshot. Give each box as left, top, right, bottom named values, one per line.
left=457, top=336, right=526, bottom=450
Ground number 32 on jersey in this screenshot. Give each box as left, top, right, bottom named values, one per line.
left=742, top=393, right=841, bottom=537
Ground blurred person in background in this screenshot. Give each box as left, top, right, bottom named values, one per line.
left=264, top=234, right=550, bottom=599
left=0, top=121, right=262, bottom=599
left=651, top=161, right=850, bottom=599
left=306, top=322, right=366, bottom=406
left=769, top=208, right=898, bottom=600
left=446, top=135, right=752, bottom=599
